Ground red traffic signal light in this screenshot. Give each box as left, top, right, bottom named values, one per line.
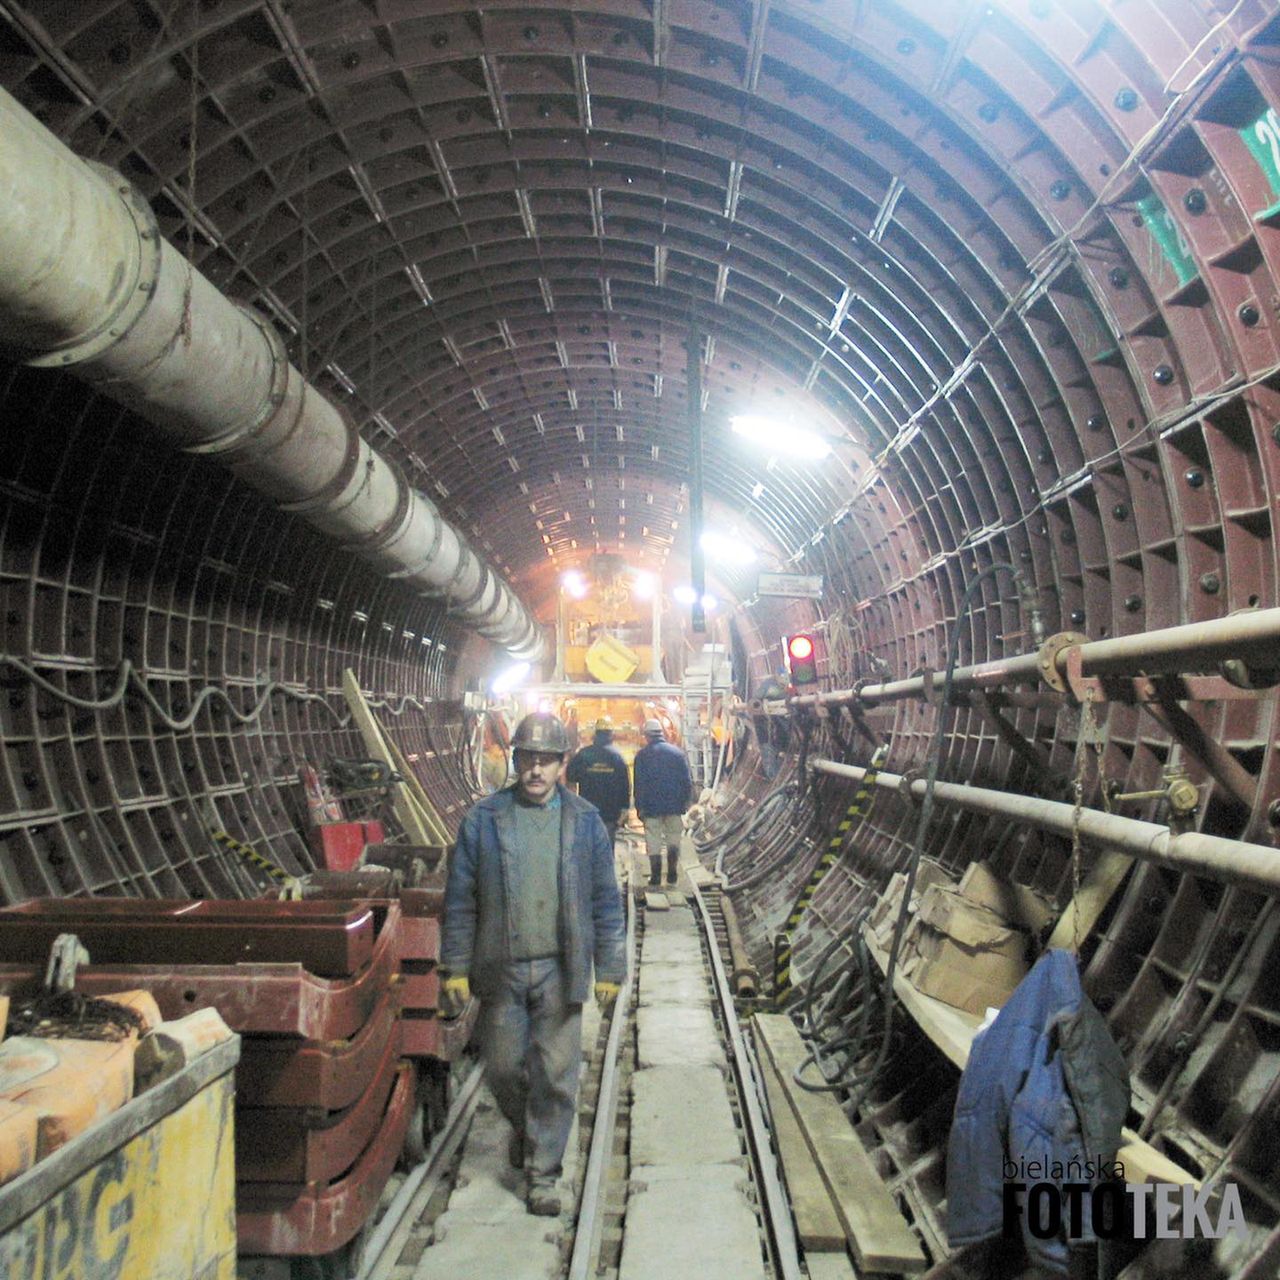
left=786, top=633, right=818, bottom=686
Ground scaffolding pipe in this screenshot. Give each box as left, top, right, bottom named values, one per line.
left=0, top=86, right=543, bottom=661
left=809, top=758, right=1280, bottom=896
left=792, top=608, right=1280, bottom=710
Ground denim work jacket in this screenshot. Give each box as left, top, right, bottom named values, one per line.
left=946, top=949, right=1129, bottom=1274
left=441, top=783, right=627, bottom=1003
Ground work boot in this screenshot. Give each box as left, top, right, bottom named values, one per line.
left=648, top=855, right=662, bottom=887
left=508, top=1129, right=526, bottom=1169
left=527, top=1177, right=561, bottom=1216
left=666, top=851, right=679, bottom=885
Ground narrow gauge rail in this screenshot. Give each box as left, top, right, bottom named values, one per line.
left=353, top=868, right=805, bottom=1280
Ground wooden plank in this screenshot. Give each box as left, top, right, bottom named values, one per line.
left=804, top=1253, right=857, bottom=1280
left=755, top=1042, right=846, bottom=1250
left=1045, top=849, right=1134, bottom=953
left=859, top=924, right=1198, bottom=1189
left=378, top=731, right=451, bottom=844
left=753, top=1014, right=927, bottom=1274
left=341, top=670, right=435, bottom=846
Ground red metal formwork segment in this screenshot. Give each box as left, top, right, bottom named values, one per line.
left=0, top=897, right=377, bottom=977
left=0, top=900, right=402, bottom=1038
left=288, top=865, right=472, bottom=1061
left=236, top=1015, right=404, bottom=1183
left=237, top=1063, right=416, bottom=1257
left=235, top=986, right=400, bottom=1111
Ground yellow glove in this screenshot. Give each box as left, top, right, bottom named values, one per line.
left=441, top=974, right=471, bottom=1019
left=594, top=981, right=621, bottom=1010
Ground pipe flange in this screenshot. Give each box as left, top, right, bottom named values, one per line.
left=344, top=465, right=412, bottom=554
left=431, top=544, right=477, bottom=609
left=27, top=164, right=162, bottom=369
left=1037, top=631, right=1087, bottom=693
left=421, top=538, right=475, bottom=601
left=390, top=496, right=446, bottom=581
left=278, top=418, right=363, bottom=515
left=898, top=767, right=924, bottom=802
left=919, top=667, right=940, bottom=706
left=186, top=307, right=292, bottom=456
left=452, top=561, right=494, bottom=615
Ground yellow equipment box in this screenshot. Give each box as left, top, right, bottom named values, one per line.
left=0, top=1034, right=239, bottom=1280
left=584, top=634, right=641, bottom=683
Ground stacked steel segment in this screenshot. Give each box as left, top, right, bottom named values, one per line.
left=0, top=885, right=468, bottom=1262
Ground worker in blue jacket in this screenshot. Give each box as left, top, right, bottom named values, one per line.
left=632, top=717, right=693, bottom=887
left=441, top=712, right=627, bottom=1217
left=566, top=715, right=631, bottom=846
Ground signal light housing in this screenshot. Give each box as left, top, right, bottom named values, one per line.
left=786, top=633, right=818, bottom=687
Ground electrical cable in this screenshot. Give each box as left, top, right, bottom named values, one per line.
left=806, top=560, right=1025, bottom=1109
left=0, top=652, right=452, bottom=734
left=717, top=785, right=812, bottom=889
left=791, top=914, right=886, bottom=1093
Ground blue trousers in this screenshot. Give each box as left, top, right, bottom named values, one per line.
left=480, top=959, right=583, bottom=1180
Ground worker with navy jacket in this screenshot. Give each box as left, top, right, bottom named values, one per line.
left=566, top=715, right=631, bottom=846
left=632, top=718, right=693, bottom=887
left=440, top=712, right=626, bottom=1217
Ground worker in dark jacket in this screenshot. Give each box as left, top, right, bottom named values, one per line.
left=441, top=712, right=627, bottom=1217
left=632, top=717, right=693, bottom=887
left=566, top=715, right=631, bottom=846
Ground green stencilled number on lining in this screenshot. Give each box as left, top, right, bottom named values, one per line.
left=1241, top=105, right=1280, bottom=216
left=1137, top=192, right=1198, bottom=288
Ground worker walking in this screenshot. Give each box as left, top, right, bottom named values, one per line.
left=566, top=715, right=631, bottom=846
left=440, top=711, right=626, bottom=1216
left=633, top=717, right=693, bottom=887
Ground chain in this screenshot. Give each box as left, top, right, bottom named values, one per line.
left=1068, top=693, right=1109, bottom=956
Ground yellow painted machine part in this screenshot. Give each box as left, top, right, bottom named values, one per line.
left=0, top=1064, right=236, bottom=1280
left=564, top=643, right=655, bottom=681
left=582, top=635, right=641, bottom=683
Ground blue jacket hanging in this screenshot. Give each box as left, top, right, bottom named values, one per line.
left=946, top=949, right=1129, bottom=1273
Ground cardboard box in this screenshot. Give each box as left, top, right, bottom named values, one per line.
left=900, top=885, right=1029, bottom=1015
left=957, top=861, right=1054, bottom=934
left=868, top=861, right=954, bottom=948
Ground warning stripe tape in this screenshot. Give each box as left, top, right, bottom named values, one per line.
left=212, top=829, right=291, bottom=883
left=774, top=744, right=889, bottom=1000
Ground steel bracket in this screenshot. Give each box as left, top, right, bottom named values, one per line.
left=918, top=667, right=941, bottom=706
left=1064, top=646, right=1268, bottom=706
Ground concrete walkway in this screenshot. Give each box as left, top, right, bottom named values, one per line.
left=414, top=835, right=767, bottom=1280
left=412, top=835, right=633, bottom=1280
left=618, top=868, right=768, bottom=1280
left=411, top=998, right=602, bottom=1280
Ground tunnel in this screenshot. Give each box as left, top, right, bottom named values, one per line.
left=1, top=1, right=1280, bottom=1276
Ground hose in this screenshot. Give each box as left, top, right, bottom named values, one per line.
left=830, top=560, right=1026, bottom=1108
left=783, top=561, right=1030, bottom=1103
left=1, top=652, right=441, bottom=733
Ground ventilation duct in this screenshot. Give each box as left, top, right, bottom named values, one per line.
left=0, top=86, right=544, bottom=662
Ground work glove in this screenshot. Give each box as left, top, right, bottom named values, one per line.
left=594, top=981, right=621, bottom=1011
left=440, top=974, right=471, bottom=1019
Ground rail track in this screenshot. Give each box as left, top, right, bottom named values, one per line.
left=350, top=863, right=802, bottom=1280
